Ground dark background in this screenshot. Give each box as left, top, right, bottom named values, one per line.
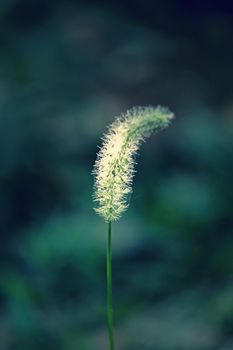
left=0, top=1, right=233, bottom=349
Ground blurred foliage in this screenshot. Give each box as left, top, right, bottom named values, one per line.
left=0, top=0, right=233, bottom=349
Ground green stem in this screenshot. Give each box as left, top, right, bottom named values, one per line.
left=107, top=221, right=115, bottom=350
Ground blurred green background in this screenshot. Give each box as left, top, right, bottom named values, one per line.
left=0, top=1, right=233, bottom=349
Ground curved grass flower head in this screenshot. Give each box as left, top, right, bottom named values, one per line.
left=93, top=106, right=174, bottom=222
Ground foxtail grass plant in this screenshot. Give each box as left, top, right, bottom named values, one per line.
left=92, top=106, right=174, bottom=350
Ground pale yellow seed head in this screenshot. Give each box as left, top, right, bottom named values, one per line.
left=92, top=106, right=174, bottom=222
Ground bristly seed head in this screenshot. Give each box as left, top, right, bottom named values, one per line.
left=92, top=106, right=174, bottom=222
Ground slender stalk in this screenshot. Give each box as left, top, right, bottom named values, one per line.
left=106, top=221, right=115, bottom=350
